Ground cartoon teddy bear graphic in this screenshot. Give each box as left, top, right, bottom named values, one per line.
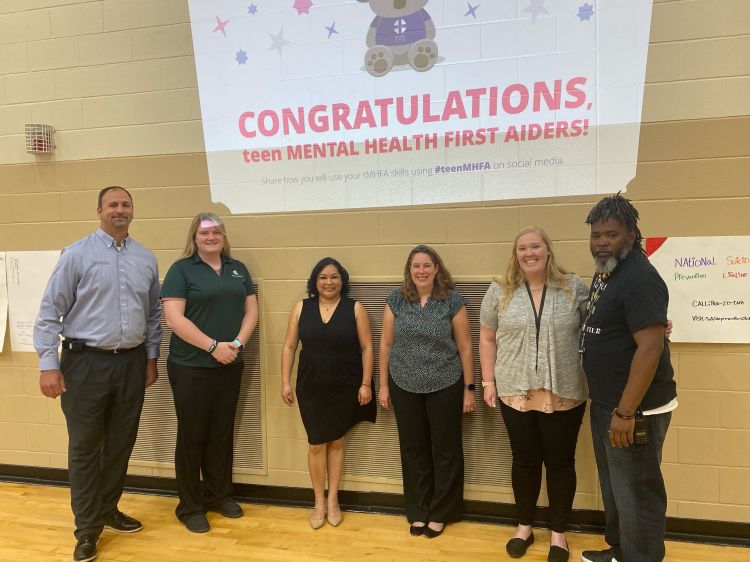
left=358, top=0, right=438, bottom=77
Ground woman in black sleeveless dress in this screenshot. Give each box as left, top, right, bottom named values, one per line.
left=281, top=258, right=376, bottom=529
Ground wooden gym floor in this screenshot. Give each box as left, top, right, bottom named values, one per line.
left=0, top=482, right=745, bottom=561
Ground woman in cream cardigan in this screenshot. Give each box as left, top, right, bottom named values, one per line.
left=479, top=226, right=588, bottom=562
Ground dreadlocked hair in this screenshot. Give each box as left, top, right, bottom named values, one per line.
left=585, top=191, right=645, bottom=255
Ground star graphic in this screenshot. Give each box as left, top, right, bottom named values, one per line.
left=213, top=15, right=229, bottom=36
left=577, top=3, right=594, bottom=21
left=248, top=4, right=258, bottom=15
left=522, top=0, right=548, bottom=23
left=269, top=28, right=290, bottom=54
left=464, top=2, right=480, bottom=19
left=325, top=21, right=338, bottom=39
left=236, top=49, right=248, bottom=65
left=293, top=0, right=313, bottom=15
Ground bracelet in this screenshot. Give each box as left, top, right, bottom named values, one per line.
left=611, top=407, right=636, bottom=420
left=207, top=339, right=218, bottom=353
left=481, top=381, right=496, bottom=388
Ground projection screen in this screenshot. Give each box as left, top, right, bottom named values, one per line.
left=188, top=0, right=654, bottom=213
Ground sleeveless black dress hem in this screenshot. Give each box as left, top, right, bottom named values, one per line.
left=296, top=296, right=376, bottom=445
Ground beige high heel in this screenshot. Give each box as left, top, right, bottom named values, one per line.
left=326, top=505, right=343, bottom=527
left=310, top=503, right=326, bottom=530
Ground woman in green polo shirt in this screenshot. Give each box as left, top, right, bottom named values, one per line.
left=161, top=212, right=258, bottom=534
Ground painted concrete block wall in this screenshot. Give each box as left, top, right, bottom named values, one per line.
left=0, top=0, right=748, bottom=522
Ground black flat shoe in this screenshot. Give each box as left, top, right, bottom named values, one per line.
left=506, top=533, right=534, bottom=558
left=423, top=524, right=444, bottom=539
left=103, top=510, right=142, bottom=533
left=548, top=545, right=569, bottom=562
left=73, top=535, right=98, bottom=562
left=209, top=500, right=243, bottom=519
left=182, top=512, right=209, bottom=533
left=409, top=523, right=426, bottom=536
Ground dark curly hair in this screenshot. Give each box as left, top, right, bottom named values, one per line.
left=306, top=257, right=350, bottom=297
left=585, top=191, right=645, bottom=255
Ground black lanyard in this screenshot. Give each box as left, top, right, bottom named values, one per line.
left=524, top=282, right=546, bottom=371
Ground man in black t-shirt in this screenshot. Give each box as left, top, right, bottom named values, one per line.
left=579, top=194, right=677, bottom=562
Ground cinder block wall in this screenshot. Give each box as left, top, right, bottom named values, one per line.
left=1, top=0, right=749, bottom=523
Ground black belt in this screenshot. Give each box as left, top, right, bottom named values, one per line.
left=62, top=340, right=142, bottom=355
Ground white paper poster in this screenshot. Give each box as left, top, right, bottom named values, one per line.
left=6, top=251, right=61, bottom=352
left=0, top=253, right=7, bottom=353
left=188, top=0, right=654, bottom=213
left=647, top=236, right=750, bottom=343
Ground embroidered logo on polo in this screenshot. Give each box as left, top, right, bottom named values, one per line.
left=231, top=269, right=243, bottom=278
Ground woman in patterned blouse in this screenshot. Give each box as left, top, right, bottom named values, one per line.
left=378, top=245, right=475, bottom=538
left=479, top=227, right=589, bottom=562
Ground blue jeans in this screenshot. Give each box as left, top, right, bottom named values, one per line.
left=590, top=402, right=671, bottom=562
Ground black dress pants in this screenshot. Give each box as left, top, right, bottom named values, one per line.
left=60, top=347, right=147, bottom=539
left=499, top=400, right=586, bottom=532
left=167, top=360, right=243, bottom=520
left=389, top=377, right=464, bottom=524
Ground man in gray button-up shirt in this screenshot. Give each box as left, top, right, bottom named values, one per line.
left=34, top=186, right=161, bottom=562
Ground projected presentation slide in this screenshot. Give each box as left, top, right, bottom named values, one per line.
left=188, top=0, right=654, bottom=213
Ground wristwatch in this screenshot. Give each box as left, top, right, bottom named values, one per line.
left=232, top=338, right=243, bottom=351
left=464, top=383, right=476, bottom=391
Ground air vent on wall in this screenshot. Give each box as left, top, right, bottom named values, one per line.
left=131, top=286, right=264, bottom=473
left=345, top=281, right=512, bottom=487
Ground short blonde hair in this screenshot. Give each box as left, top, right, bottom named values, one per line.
left=181, top=212, right=232, bottom=258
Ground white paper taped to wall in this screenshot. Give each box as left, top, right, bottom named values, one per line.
left=647, top=236, right=750, bottom=343
left=0, top=253, right=7, bottom=353
left=6, top=251, right=61, bottom=353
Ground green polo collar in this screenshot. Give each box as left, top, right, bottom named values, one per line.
left=190, top=252, right=233, bottom=266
